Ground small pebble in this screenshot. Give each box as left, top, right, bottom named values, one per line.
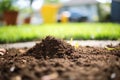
left=0, top=48, right=6, bottom=55
left=41, top=73, right=58, bottom=80
left=10, top=66, right=15, bottom=72
left=0, top=48, right=6, bottom=53
left=11, top=75, right=21, bottom=80
left=19, top=49, right=26, bottom=53
left=22, top=60, right=27, bottom=63
left=111, top=73, right=116, bottom=79
left=0, top=52, right=4, bottom=55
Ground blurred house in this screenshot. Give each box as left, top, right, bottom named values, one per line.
left=57, top=0, right=99, bottom=22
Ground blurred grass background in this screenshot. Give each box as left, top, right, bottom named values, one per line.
left=0, top=23, right=120, bottom=43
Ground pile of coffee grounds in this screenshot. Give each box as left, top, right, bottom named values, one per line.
left=26, top=36, right=77, bottom=59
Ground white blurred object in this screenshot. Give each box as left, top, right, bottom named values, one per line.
left=16, top=0, right=30, bottom=9
left=31, top=0, right=44, bottom=24
left=111, top=73, right=116, bottom=79
left=32, top=0, right=44, bottom=11
left=59, top=0, right=70, bottom=3
left=31, top=11, right=43, bottom=24
left=62, top=11, right=71, bottom=17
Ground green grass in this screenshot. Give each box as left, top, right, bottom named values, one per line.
left=0, top=23, right=120, bottom=43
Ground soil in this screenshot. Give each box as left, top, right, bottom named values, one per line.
left=0, top=36, right=120, bottom=80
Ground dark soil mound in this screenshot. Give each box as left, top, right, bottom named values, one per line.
left=26, top=36, right=77, bottom=59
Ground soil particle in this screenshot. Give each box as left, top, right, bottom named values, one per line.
left=0, top=36, right=120, bottom=80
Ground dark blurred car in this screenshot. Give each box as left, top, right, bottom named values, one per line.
left=68, top=11, right=87, bottom=22
left=57, top=7, right=88, bottom=22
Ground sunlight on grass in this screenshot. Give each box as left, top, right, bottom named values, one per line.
left=0, top=23, right=120, bottom=43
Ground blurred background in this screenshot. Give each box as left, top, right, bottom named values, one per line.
left=0, top=0, right=120, bottom=43
left=1, top=0, right=119, bottom=25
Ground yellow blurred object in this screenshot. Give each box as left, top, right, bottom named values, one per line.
left=75, top=42, right=79, bottom=50
left=70, top=38, right=73, bottom=44
left=105, top=46, right=115, bottom=51
left=70, top=38, right=73, bottom=42
left=61, top=13, right=68, bottom=23
left=41, top=4, right=61, bottom=23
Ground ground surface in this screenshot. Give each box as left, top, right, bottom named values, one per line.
left=0, top=36, right=120, bottom=80
left=0, top=40, right=119, bottom=49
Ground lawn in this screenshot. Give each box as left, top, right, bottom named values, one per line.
left=0, top=23, right=120, bottom=43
